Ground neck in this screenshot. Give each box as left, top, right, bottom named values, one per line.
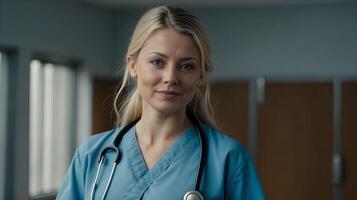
left=136, top=109, right=191, bottom=147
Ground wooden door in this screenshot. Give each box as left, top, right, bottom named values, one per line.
left=92, top=79, right=119, bottom=133
left=256, top=83, right=333, bottom=200
left=211, top=82, right=249, bottom=149
left=342, top=82, right=357, bottom=200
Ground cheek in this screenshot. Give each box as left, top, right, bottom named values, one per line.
left=183, top=77, right=200, bottom=95
left=187, top=73, right=201, bottom=87
left=137, top=65, right=158, bottom=86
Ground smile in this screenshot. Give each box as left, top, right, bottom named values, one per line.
left=157, top=90, right=181, bottom=98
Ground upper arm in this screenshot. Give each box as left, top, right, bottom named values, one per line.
left=56, top=150, right=85, bottom=200
left=225, top=151, right=266, bottom=200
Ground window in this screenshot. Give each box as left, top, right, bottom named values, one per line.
left=29, top=59, right=91, bottom=197
left=0, top=51, right=8, bottom=200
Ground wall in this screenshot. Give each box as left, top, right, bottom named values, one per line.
left=0, top=52, right=8, bottom=200
left=0, top=0, right=116, bottom=77
left=115, top=3, right=357, bottom=80
left=0, top=0, right=116, bottom=199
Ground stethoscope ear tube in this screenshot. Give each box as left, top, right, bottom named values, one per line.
left=186, top=110, right=207, bottom=200
left=186, top=110, right=207, bottom=192
left=92, top=144, right=121, bottom=200
left=91, top=156, right=104, bottom=200
left=98, top=144, right=121, bottom=163
left=91, top=121, right=139, bottom=199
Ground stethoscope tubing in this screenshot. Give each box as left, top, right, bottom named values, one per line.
left=186, top=111, right=207, bottom=192
left=90, top=110, right=206, bottom=200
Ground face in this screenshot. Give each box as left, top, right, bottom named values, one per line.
left=128, top=28, right=202, bottom=116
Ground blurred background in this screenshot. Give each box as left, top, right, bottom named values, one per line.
left=0, top=0, right=356, bottom=199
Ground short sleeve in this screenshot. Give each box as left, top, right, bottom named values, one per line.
left=225, top=152, right=266, bottom=200
left=56, top=150, right=85, bottom=200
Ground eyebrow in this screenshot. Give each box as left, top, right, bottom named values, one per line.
left=146, top=52, right=199, bottom=62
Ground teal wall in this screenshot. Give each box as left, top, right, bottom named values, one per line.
left=0, top=0, right=116, bottom=77
left=115, top=8, right=143, bottom=69
left=0, top=0, right=116, bottom=199
left=115, top=3, right=357, bottom=80
left=197, top=4, right=357, bottom=79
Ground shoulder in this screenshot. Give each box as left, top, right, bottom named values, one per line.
left=75, top=128, right=121, bottom=159
left=201, top=124, right=247, bottom=155
left=201, top=127, right=266, bottom=198
left=201, top=124, right=252, bottom=169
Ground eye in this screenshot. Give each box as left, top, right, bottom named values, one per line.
left=180, top=63, right=195, bottom=71
left=150, top=59, right=164, bottom=67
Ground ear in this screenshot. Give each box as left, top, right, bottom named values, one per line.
left=127, top=56, right=137, bottom=78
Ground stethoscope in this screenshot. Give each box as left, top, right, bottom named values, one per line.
left=90, top=110, right=207, bottom=200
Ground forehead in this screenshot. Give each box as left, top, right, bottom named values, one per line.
left=140, top=28, right=200, bottom=59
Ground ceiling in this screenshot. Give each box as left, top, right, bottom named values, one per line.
left=82, top=0, right=355, bottom=8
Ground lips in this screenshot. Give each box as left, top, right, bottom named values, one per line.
left=158, top=90, right=181, bottom=96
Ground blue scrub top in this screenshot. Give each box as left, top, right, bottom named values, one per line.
left=57, top=124, right=265, bottom=199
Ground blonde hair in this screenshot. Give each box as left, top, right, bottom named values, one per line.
left=114, top=5, right=216, bottom=127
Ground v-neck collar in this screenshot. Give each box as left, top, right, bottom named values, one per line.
left=127, top=125, right=196, bottom=177
left=123, top=125, right=198, bottom=198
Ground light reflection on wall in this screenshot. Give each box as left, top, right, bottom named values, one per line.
left=29, top=60, right=75, bottom=197
left=0, top=51, right=8, bottom=200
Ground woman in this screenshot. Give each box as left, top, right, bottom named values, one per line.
left=57, top=5, right=265, bottom=200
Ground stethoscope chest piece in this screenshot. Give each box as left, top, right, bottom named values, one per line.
left=183, top=191, right=204, bottom=200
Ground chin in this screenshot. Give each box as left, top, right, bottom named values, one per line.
left=152, top=103, right=185, bottom=116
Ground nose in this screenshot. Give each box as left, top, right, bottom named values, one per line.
left=163, top=65, right=179, bottom=85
